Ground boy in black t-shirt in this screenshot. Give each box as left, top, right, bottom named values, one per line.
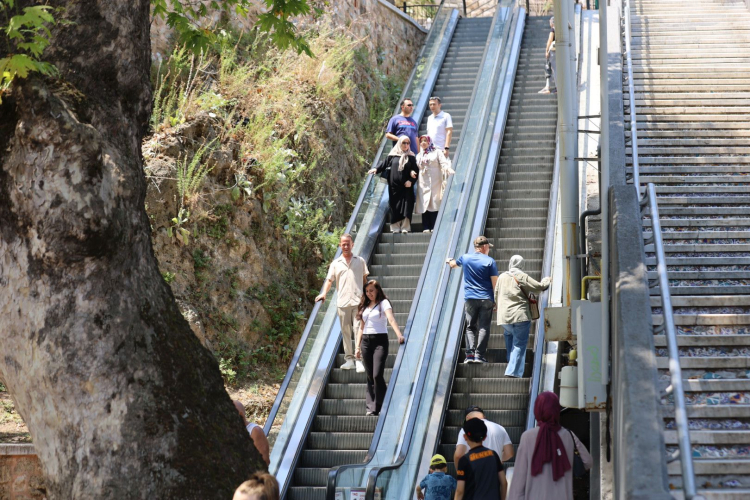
left=455, top=418, right=507, bottom=500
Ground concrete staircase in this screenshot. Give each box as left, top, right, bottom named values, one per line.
left=626, top=0, right=750, bottom=497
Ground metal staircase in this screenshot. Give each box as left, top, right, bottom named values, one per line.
left=438, top=15, right=557, bottom=475
left=287, top=17, right=494, bottom=500
left=627, top=0, right=750, bottom=496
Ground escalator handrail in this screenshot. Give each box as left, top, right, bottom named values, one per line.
left=264, top=0, right=454, bottom=438
left=359, top=6, right=525, bottom=499
left=525, top=125, right=561, bottom=431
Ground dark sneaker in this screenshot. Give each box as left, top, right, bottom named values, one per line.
left=464, top=354, right=475, bottom=364
left=474, top=355, right=488, bottom=364
left=366, top=411, right=379, bottom=416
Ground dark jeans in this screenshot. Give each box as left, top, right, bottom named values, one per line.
left=464, top=299, right=494, bottom=357
left=361, top=334, right=389, bottom=413
left=422, top=210, right=438, bottom=231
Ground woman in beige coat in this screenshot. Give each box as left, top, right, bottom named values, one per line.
left=494, top=255, right=550, bottom=378
left=415, top=135, right=454, bottom=233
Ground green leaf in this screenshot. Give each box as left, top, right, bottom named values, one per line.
left=167, top=226, right=173, bottom=238
left=231, top=185, right=241, bottom=201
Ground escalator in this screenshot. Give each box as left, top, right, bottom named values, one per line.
left=437, top=15, right=557, bottom=474
left=285, top=17, right=496, bottom=500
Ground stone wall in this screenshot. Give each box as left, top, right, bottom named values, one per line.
left=151, top=0, right=427, bottom=80
left=0, top=445, right=44, bottom=500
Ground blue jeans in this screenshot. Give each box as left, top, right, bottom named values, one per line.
left=464, top=299, right=494, bottom=357
left=503, top=321, right=531, bottom=377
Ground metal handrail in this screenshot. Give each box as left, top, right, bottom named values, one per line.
left=263, top=0, right=453, bottom=439
left=359, top=5, right=525, bottom=498
left=623, top=0, right=641, bottom=191
left=526, top=126, right=561, bottom=431
left=643, top=183, right=701, bottom=499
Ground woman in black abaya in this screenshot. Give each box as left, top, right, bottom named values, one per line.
left=369, top=135, right=419, bottom=233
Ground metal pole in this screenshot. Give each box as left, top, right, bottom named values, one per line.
left=599, top=0, right=610, bottom=387
left=555, top=0, right=580, bottom=305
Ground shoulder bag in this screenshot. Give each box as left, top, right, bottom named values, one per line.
left=510, top=273, right=540, bottom=320
left=567, top=429, right=587, bottom=478
left=377, top=158, right=391, bottom=183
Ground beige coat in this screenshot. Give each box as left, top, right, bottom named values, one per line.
left=415, top=149, right=453, bottom=214
left=508, top=426, right=593, bottom=500
left=494, top=271, right=550, bottom=325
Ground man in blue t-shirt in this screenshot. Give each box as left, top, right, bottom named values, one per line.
left=447, top=236, right=499, bottom=363
left=386, top=98, right=419, bottom=155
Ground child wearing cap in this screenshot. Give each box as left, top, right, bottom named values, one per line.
left=416, top=454, right=457, bottom=500
left=456, top=418, right=507, bottom=500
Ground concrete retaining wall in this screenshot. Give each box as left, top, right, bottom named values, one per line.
left=606, top=0, right=673, bottom=497
left=151, top=0, right=427, bottom=80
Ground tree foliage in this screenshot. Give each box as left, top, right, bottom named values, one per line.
left=154, top=0, right=314, bottom=55
left=0, top=0, right=57, bottom=101
left=1, top=0, right=314, bottom=101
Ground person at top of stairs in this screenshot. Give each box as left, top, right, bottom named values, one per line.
left=315, top=233, right=369, bottom=371
left=447, top=236, right=500, bottom=364
left=539, top=18, right=556, bottom=95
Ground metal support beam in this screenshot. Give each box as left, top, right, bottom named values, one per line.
left=599, top=0, right=611, bottom=386
left=555, top=0, right=580, bottom=305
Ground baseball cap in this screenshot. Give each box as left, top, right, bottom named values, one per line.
left=463, top=418, right=488, bottom=442
left=473, top=236, right=493, bottom=248
left=464, top=405, right=484, bottom=419
left=429, top=454, right=447, bottom=467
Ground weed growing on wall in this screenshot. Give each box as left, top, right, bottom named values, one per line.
left=147, top=22, right=403, bottom=383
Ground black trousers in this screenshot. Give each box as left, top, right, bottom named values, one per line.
left=422, top=210, right=438, bottom=231
left=361, top=334, right=389, bottom=413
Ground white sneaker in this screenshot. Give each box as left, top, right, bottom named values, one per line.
left=356, top=360, right=366, bottom=373
left=340, top=360, right=356, bottom=370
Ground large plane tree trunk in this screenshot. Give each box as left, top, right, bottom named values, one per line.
left=0, top=1, right=262, bottom=497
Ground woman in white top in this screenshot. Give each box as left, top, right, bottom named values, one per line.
left=415, top=135, right=454, bottom=233
left=355, top=280, right=405, bottom=416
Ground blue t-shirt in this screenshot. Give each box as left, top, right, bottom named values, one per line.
left=387, top=114, right=419, bottom=154
left=456, top=252, right=499, bottom=301
left=419, top=471, right=457, bottom=500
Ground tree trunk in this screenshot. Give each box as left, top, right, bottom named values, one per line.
left=0, top=1, right=262, bottom=497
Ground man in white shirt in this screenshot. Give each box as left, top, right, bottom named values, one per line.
left=454, top=405, right=514, bottom=470
left=316, top=233, right=369, bottom=371
left=426, top=97, right=453, bottom=155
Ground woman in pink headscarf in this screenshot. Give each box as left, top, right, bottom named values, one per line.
left=507, top=392, right=592, bottom=500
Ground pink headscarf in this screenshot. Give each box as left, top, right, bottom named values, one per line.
left=530, top=391, right=571, bottom=481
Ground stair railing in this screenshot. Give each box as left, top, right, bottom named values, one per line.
left=623, top=0, right=641, bottom=191
left=641, top=184, right=702, bottom=499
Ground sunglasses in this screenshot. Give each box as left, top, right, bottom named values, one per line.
left=429, top=97, right=441, bottom=102
left=404, top=103, right=413, bottom=107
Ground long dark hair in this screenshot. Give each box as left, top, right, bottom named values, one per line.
left=357, top=280, right=388, bottom=320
